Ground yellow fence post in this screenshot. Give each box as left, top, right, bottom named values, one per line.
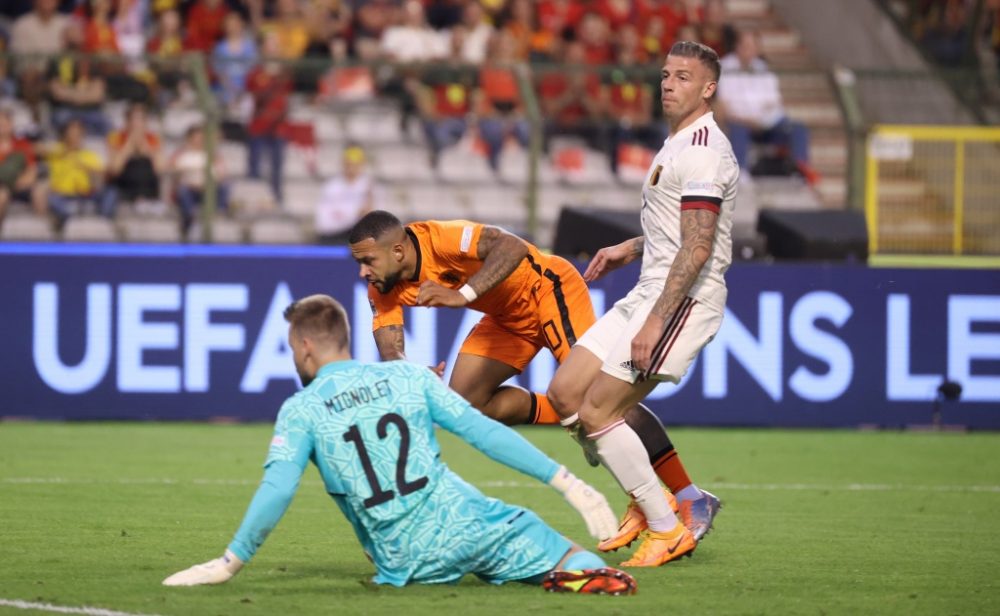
left=865, top=130, right=879, bottom=255
left=953, top=139, right=965, bottom=255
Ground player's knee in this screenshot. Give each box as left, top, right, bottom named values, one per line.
left=546, top=375, right=584, bottom=418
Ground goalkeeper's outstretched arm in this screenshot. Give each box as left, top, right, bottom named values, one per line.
left=421, top=368, right=618, bottom=541
left=162, top=460, right=305, bottom=586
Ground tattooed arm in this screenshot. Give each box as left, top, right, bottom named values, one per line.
left=650, top=209, right=717, bottom=319
left=631, top=209, right=718, bottom=372
left=415, top=226, right=528, bottom=308
left=373, top=325, right=405, bottom=361
left=466, top=226, right=529, bottom=296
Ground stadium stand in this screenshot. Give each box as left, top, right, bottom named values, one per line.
left=0, top=0, right=995, bottom=257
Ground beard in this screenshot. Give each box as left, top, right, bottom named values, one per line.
left=374, top=269, right=403, bottom=294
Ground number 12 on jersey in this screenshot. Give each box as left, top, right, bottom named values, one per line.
left=342, top=413, right=429, bottom=508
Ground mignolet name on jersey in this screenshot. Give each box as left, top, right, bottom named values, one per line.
left=638, top=111, right=739, bottom=313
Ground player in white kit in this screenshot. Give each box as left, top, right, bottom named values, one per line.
left=547, top=41, right=739, bottom=567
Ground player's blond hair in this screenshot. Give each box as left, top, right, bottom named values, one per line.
left=283, top=295, right=351, bottom=350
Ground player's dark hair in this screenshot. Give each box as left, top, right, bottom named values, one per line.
left=283, top=295, right=350, bottom=350
left=668, top=40, right=721, bottom=82
left=348, top=210, right=403, bottom=245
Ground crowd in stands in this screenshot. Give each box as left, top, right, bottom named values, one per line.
left=0, top=0, right=815, bottom=241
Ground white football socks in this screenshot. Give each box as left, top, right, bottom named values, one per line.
left=592, top=420, right=680, bottom=532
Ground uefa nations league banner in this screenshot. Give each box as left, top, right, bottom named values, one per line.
left=1, top=244, right=998, bottom=428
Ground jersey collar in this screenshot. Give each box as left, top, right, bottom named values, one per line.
left=317, top=360, right=360, bottom=377
left=405, top=227, right=423, bottom=282
left=670, top=111, right=715, bottom=142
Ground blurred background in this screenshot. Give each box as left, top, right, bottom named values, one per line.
left=0, top=0, right=996, bottom=253
left=0, top=0, right=997, bottom=427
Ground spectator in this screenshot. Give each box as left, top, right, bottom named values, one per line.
left=146, top=5, right=184, bottom=101
left=183, top=0, right=230, bottom=53
left=456, top=1, right=493, bottom=64
left=718, top=31, right=815, bottom=182
left=500, top=0, right=554, bottom=61
left=147, top=8, right=183, bottom=57
left=245, top=32, right=292, bottom=206
left=9, top=0, right=69, bottom=119
left=302, top=0, right=353, bottom=57
left=314, top=143, right=377, bottom=244
left=48, top=21, right=111, bottom=136
left=538, top=41, right=606, bottom=154
left=577, top=11, right=614, bottom=65
left=597, top=0, right=638, bottom=30
left=413, top=30, right=477, bottom=169
left=82, top=0, right=120, bottom=55
left=169, top=124, right=229, bottom=233
left=45, top=118, right=115, bottom=225
left=477, top=31, right=531, bottom=174
left=604, top=27, right=666, bottom=176
left=537, top=0, right=585, bottom=38
left=107, top=102, right=163, bottom=212
left=698, top=0, right=736, bottom=57
left=921, top=0, right=970, bottom=65
left=0, top=108, right=45, bottom=225
left=257, top=0, right=311, bottom=60
left=212, top=12, right=258, bottom=109
left=353, top=0, right=396, bottom=60
left=112, top=0, right=146, bottom=62
left=380, top=0, right=448, bottom=62
left=640, top=0, right=692, bottom=48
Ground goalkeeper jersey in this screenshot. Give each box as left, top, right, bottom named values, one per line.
left=228, top=359, right=561, bottom=585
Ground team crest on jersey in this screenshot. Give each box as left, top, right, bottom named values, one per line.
left=440, top=270, right=461, bottom=285
left=649, top=164, right=663, bottom=186
left=368, top=298, right=378, bottom=316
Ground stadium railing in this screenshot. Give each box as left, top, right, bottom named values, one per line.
left=864, top=123, right=1000, bottom=256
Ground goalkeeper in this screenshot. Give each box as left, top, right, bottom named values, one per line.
left=164, top=294, right=635, bottom=595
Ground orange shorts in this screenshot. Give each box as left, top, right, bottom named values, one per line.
left=459, top=255, right=596, bottom=371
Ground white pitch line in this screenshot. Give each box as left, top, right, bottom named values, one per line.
left=0, top=599, right=161, bottom=616
left=3, top=477, right=1000, bottom=493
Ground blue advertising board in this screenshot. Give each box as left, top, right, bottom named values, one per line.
left=1, top=243, right=998, bottom=427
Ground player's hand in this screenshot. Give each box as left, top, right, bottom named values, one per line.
left=162, top=550, right=244, bottom=586
left=548, top=466, right=618, bottom=541
left=583, top=241, right=637, bottom=282
left=631, top=313, right=666, bottom=375
left=429, top=361, right=446, bottom=378
left=416, top=280, right=467, bottom=307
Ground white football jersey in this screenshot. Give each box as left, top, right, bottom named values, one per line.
left=637, top=111, right=739, bottom=312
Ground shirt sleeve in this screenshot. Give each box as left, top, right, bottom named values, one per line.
left=228, top=402, right=314, bottom=562
left=226, top=460, right=303, bottom=563
left=675, top=145, right=725, bottom=215
left=263, top=400, right=315, bottom=470
left=369, top=285, right=404, bottom=331
left=419, top=367, right=560, bottom=484
left=426, top=220, right=484, bottom=265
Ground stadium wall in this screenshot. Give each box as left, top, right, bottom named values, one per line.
left=1, top=244, right=998, bottom=428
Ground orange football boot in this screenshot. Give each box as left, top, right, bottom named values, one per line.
left=597, top=488, right=678, bottom=552
left=621, top=521, right=697, bottom=567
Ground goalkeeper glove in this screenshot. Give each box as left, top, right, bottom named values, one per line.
left=162, top=549, right=244, bottom=587
left=548, top=465, right=618, bottom=541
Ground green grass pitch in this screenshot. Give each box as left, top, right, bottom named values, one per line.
left=1, top=423, right=999, bottom=615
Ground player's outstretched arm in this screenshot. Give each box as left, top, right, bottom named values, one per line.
left=583, top=236, right=644, bottom=282
left=163, top=460, right=305, bottom=586
left=420, top=369, right=617, bottom=539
